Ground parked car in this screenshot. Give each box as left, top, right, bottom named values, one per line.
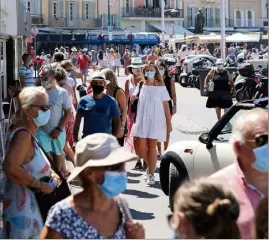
left=159, top=98, right=268, bottom=211
left=178, top=55, right=217, bottom=87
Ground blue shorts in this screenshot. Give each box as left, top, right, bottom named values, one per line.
left=36, top=128, right=66, bottom=156
left=80, top=69, right=88, bottom=77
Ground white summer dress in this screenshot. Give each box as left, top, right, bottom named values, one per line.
left=131, top=85, right=170, bottom=141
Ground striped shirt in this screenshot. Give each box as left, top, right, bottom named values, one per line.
left=19, top=65, right=35, bottom=87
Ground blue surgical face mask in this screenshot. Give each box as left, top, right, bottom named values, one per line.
left=252, top=144, right=268, bottom=172
left=98, top=171, right=127, bottom=198
left=145, top=71, right=156, bottom=79
left=33, top=109, right=51, bottom=127
left=159, top=70, right=165, bottom=76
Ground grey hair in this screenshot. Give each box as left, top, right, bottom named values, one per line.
left=230, top=108, right=268, bottom=145
left=42, top=64, right=56, bottom=77
left=12, top=87, right=48, bottom=125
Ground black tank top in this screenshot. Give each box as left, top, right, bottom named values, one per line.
left=213, top=70, right=230, bottom=91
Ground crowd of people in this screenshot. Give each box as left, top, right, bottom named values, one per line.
left=0, top=41, right=267, bottom=239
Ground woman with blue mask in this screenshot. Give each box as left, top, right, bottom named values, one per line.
left=3, top=87, right=57, bottom=239
left=131, top=63, right=172, bottom=186
left=157, top=62, right=177, bottom=156
left=169, top=179, right=241, bottom=239
left=41, top=133, right=145, bottom=239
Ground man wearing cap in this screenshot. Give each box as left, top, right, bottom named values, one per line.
left=70, top=47, right=79, bottom=67
left=73, top=71, right=121, bottom=146
left=77, top=48, right=90, bottom=86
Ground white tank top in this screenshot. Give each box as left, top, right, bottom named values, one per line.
left=128, top=78, right=136, bottom=97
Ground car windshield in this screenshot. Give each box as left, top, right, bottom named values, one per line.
left=215, top=109, right=249, bottom=142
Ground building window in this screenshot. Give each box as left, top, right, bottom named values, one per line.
left=126, top=0, right=130, bottom=13
left=85, top=3, right=89, bottom=19
left=27, top=1, right=31, bottom=12
left=247, top=10, right=253, bottom=27
left=69, top=3, right=75, bottom=20
left=53, top=2, right=58, bottom=18
left=235, top=10, right=242, bottom=26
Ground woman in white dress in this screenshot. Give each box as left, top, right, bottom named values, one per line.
left=131, top=63, right=172, bottom=185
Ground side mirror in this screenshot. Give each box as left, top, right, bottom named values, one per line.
left=199, top=133, right=210, bottom=144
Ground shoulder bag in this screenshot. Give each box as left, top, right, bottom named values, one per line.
left=130, top=81, right=144, bottom=118
left=35, top=141, right=71, bottom=222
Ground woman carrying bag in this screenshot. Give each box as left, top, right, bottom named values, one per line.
left=204, top=59, right=234, bottom=120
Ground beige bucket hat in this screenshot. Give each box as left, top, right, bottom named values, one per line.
left=68, top=133, right=138, bottom=182
left=86, top=71, right=110, bottom=85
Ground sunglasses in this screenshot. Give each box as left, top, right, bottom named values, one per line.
left=31, top=105, right=51, bottom=112
left=167, top=214, right=179, bottom=230
left=105, top=163, right=124, bottom=171
left=246, top=133, right=268, bottom=147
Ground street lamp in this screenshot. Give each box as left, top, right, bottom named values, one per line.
left=220, top=0, right=226, bottom=61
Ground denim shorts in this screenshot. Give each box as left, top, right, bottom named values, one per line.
left=80, top=69, right=88, bottom=77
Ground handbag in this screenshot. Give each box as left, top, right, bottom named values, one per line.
left=208, top=69, right=216, bottom=92
left=130, top=81, right=144, bottom=117
left=35, top=142, right=71, bottom=222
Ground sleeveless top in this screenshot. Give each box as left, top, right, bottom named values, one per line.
left=128, top=77, right=137, bottom=97
left=212, top=70, right=230, bottom=92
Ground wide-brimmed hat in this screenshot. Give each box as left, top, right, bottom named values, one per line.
left=128, top=57, right=145, bottom=68
left=86, top=71, right=110, bottom=85
left=68, top=133, right=138, bottom=182
left=71, top=47, right=78, bottom=52
left=82, top=48, right=88, bottom=52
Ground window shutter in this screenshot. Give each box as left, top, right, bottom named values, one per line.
left=215, top=8, right=220, bottom=27
left=76, top=1, right=80, bottom=20
left=103, top=14, right=107, bottom=28
left=66, top=1, right=69, bottom=19
left=82, top=0, right=86, bottom=19
left=49, top=0, right=53, bottom=17
left=209, top=8, right=213, bottom=27
left=90, top=2, right=96, bottom=18
left=116, top=14, right=121, bottom=28
left=33, top=0, right=38, bottom=14
left=59, top=0, right=64, bottom=18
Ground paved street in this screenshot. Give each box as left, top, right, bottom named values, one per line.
left=74, top=67, right=219, bottom=239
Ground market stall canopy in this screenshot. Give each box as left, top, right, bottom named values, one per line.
left=226, top=33, right=259, bottom=43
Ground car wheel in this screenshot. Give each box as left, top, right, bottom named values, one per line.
left=169, top=163, right=180, bottom=211
left=179, top=76, right=188, bottom=87
left=159, top=151, right=190, bottom=207
left=159, top=154, right=170, bottom=196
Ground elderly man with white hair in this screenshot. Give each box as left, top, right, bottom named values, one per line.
left=210, top=108, right=268, bottom=239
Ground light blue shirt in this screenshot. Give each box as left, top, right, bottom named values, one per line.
left=19, top=65, right=35, bottom=87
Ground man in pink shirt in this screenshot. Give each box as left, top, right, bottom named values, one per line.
left=211, top=108, right=268, bottom=239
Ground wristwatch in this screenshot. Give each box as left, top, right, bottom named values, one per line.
left=56, top=127, right=63, bottom=132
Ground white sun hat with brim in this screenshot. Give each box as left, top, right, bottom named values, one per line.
left=67, top=133, right=138, bottom=182
left=128, top=57, right=145, bottom=68
left=71, top=47, right=78, bottom=52
left=86, top=71, right=110, bottom=85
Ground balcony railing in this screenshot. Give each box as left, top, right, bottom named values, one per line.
left=48, top=17, right=102, bottom=28
left=31, top=14, right=45, bottom=25
left=121, top=7, right=184, bottom=18
left=185, top=18, right=267, bottom=28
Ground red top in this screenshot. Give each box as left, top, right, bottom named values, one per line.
left=147, top=55, right=157, bottom=62
left=77, top=55, right=89, bottom=70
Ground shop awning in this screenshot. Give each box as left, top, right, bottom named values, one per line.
left=147, top=22, right=193, bottom=36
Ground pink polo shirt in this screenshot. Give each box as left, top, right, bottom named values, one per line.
left=210, top=162, right=264, bottom=239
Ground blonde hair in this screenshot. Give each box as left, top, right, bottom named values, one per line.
left=141, top=63, right=163, bottom=83
left=100, top=68, right=119, bottom=96
left=173, top=178, right=241, bottom=239
left=55, top=67, right=67, bottom=81
left=60, top=60, right=74, bottom=69
left=13, top=87, right=48, bottom=125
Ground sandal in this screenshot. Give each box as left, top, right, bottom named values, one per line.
left=157, top=149, right=162, bottom=157
left=134, top=160, right=143, bottom=170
